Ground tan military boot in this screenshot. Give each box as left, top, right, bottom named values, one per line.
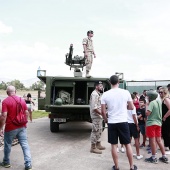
left=96, top=142, right=106, bottom=150
left=86, top=71, right=91, bottom=78
left=90, top=144, right=102, bottom=154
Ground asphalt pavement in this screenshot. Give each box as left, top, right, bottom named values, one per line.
left=0, top=118, right=170, bottom=170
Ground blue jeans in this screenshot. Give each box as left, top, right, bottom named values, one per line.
left=3, top=127, right=32, bottom=168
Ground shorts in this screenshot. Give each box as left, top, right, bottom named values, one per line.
left=139, top=124, right=145, bottom=135
left=108, top=122, right=130, bottom=145
left=146, top=125, right=161, bottom=138
left=26, top=104, right=33, bottom=112
left=128, top=123, right=139, bottom=139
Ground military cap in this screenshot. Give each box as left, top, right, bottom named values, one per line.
left=94, top=81, right=102, bottom=87
left=87, top=30, right=93, bottom=35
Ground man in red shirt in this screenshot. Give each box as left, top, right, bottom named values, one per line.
left=0, top=86, right=32, bottom=170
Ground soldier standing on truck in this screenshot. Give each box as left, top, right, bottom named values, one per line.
left=89, top=81, right=106, bottom=154
left=82, top=30, right=96, bottom=78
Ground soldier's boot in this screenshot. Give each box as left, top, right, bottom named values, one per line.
left=96, top=142, right=106, bottom=150
left=90, top=144, right=102, bottom=154
left=86, top=70, right=91, bottom=78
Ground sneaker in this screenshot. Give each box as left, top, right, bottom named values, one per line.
left=121, top=147, right=125, bottom=153
left=130, top=165, right=138, bottom=170
left=165, top=147, right=170, bottom=151
left=117, top=147, right=119, bottom=153
left=133, top=153, right=136, bottom=158
left=25, top=165, right=32, bottom=170
left=159, top=156, right=169, bottom=164
left=165, top=151, right=170, bottom=155
left=112, top=165, right=119, bottom=170
left=147, top=149, right=152, bottom=154
left=0, top=162, right=11, bottom=168
left=145, top=156, right=158, bottom=164
left=136, top=155, right=143, bottom=160
left=140, top=143, right=145, bottom=148
left=147, top=149, right=157, bottom=154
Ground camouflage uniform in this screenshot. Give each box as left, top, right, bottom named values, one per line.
left=90, top=90, right=103, bottom=144
left=82, top=37, right=94, bottom=72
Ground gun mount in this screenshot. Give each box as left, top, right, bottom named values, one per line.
left=65, top=44, right=85, bottom=77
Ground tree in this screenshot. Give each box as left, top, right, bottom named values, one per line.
left=6, top=80, right=25, bottom=90
left=0, top=81, right=7, bottom=90
left=30, top=81, right=45, bottom=90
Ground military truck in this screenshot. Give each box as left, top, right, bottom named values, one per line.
left=37, top=45, right=126, bottom=132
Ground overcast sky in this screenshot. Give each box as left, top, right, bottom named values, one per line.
left=0, top=0, right=170, bottom=81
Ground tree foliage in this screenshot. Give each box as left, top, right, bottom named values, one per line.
left=30, top=81, right=45, bottom=90
left=0, top=80, right=45, bottom=90
left=0, top=81, right=7, bottom=90
left=0, top=80, right=25, bottom=90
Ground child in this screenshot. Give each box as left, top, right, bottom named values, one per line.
left=145, top=90, right=169, bottom=164
left=128, top=94, right=143, bottom=160
left=136, top=98, right=146, bottom=147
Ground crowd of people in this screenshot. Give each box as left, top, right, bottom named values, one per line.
left=0, top=78, right=170, bottom=170
left=90, top=76, right=170, bottom=170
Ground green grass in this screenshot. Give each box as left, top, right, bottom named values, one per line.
left=32, top=110, right=49, bottom=119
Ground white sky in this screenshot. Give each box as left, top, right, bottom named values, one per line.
left=0, top=0, right=170, bottom=81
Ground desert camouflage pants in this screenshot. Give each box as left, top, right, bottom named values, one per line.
left=85, top=52, right=93, bottom=71
left=90, top=118, right=103, bottom=144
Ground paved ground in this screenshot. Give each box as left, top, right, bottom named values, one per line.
left=0, top=117, right=170, bottom=170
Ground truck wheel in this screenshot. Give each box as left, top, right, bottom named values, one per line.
left=102, top=120, right=105, bottom=131
left=50, top=118, right=59, bottom=132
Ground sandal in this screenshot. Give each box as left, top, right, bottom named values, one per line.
left=130, top=165, right=137, bottom=170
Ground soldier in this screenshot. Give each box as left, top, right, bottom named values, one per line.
left=89, top=81, right=105, bottom=154
left=82, top=30, right=96, bottom=78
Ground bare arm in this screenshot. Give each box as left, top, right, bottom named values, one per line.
left=101, top=104, right=107, bottom=123
left=163, top=98, right=170, bottom=121
left=127, top=101, right=134, bottom=110
left=132, top=114, right=139, bottom=131
left=137, top=114, right=142, bottom=119
left=25, top=110, right=29, bottom=119
left=93, top=108, right=102, bottom=115
left=0, top=112, right=7, bottom=130
left=146, top=110, right=151, bottom=116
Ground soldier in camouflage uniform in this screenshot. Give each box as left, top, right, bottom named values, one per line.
left=82, top=30, right=96, bottom=78
left=89, top=81, right=105, bottom=154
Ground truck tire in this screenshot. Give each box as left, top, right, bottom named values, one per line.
left=50, top=118, right=59, bottom=132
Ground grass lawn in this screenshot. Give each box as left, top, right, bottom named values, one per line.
left=32, top=110, right=49, bottom=119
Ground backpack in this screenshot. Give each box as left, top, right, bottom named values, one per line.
left=11, top=96, right=28, bottom=126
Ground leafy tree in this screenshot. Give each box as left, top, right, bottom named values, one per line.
left=6, top=80, right=25, bottom=90
left=30, top=81, right=45, bottom=90
left=0, top=81, right=7, bottom=90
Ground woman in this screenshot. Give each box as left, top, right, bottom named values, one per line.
left=25, top=93, right=35, bottom=122
left=159, top=87, right=170, bottom=152
left=133, top=92, right=140, bottom=109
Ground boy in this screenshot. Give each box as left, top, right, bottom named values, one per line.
left=136, top=98, right=146, bottom=147
left=145, top=90, right=169, bottom=164
left=128, top=94, right=143, bottom=160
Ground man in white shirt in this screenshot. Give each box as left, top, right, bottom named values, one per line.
left=101, top=75, right=137, bottom=170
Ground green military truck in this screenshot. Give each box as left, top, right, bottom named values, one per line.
left=37, top=45, right=126, bottom=132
